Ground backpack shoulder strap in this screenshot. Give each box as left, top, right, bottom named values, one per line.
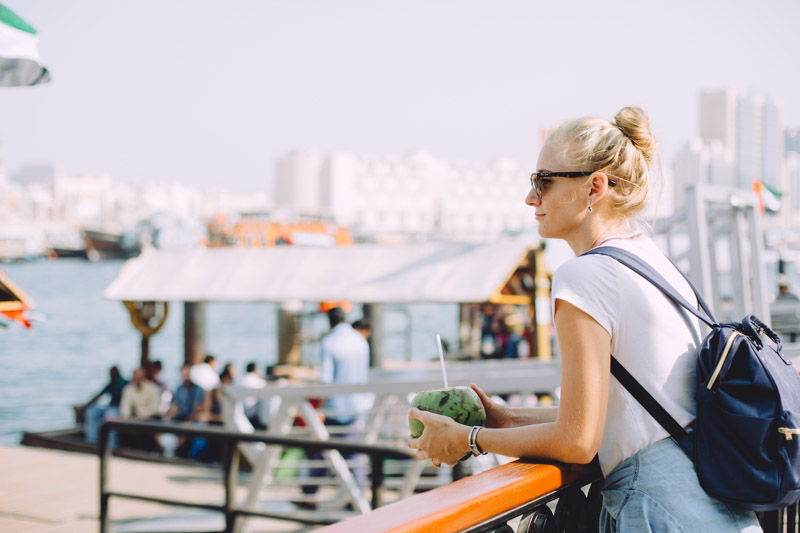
left=580, top=246, right=703, bottom=444
left=583, top=246, right=717, bottom=328
left=610, top=356, right=688, bottom=442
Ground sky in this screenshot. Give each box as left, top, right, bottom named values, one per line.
left=1, top=0, right=799, bottom=193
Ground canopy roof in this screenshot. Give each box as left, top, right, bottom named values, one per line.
left=104, top=239, right=537, bottom=304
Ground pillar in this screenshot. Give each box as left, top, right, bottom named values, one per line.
left=184, top=302, right=206, bottom=366
left=277, top=301, right=302, bottom=365
left=363, top=303, right=384, bottom=368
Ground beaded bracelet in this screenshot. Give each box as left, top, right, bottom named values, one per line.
left=468, top=425, right=487, bottom=456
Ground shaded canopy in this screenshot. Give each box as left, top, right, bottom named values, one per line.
left=104, top=239, right=538, bottom=304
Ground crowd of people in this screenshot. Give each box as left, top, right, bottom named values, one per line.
left=74, top=354, right=283, bottom=460
left=74, top=310, right=373, bottom=468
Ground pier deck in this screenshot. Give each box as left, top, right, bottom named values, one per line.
left=0, top=445, right=319, bottom=533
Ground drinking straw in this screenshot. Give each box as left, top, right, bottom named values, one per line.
left=436, top=334, right=449, bottom=388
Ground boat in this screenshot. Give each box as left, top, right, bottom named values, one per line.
left=82, top=228, right=141, bottom=261
left=48, top=246, right=89, bottom=259
left=0, top=268, right=34, bottom=328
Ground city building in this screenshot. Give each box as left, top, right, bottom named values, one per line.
left=687, top=90, right=792, bottom=226
left=275, top=150, right=534, bottom=241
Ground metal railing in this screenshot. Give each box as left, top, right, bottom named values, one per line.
left=98, top=419, right=416, bottom=533
left=314, top=459, right=601, bottom=533
left=315, top=455, right=799, bottom=533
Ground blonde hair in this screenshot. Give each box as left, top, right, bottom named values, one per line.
left=545, top=106, right=658, bottom=219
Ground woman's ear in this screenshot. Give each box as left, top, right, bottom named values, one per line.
left=588, top=172, right=611, bottom=203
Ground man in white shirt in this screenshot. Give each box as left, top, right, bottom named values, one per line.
left=190, top=354, right=219, bottom=391
left=318, top=308, right=370, bottom=424
left=237, top=362, right=267, bottom=429
left=299, top=307, right=370, bottom=506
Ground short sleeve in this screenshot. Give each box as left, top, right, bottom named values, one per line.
left=318, top=341, right=334, bottom=384
left=551, top=255, right=622, bottom=337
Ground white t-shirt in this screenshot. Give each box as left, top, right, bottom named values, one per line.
left=551, top=236, right=701, bottom=477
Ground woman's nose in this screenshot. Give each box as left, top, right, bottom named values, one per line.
left=525, top=187, right=540, bottom=206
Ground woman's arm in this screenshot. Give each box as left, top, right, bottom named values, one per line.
left=409, top=300, right=610, bottom=465
left=470, top=383, right=558, bottom=428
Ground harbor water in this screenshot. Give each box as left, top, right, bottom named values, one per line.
left=0, top=259, right=459, bottom=446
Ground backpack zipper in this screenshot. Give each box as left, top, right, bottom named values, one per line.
left=707, top=331, right=741, bottom=390
left=778, top=427, right=800, bottom=440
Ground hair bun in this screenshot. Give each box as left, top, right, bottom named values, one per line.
left=614, top=106, right=656, bottom=165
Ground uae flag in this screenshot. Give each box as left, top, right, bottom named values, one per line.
left=0, top=3, right=50, bottom=86
left=753, top=180, right=783, bottom=214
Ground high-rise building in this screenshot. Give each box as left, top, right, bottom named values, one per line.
left=274, top=151, right=324, bottom=215
left=700, top=90, right=737, bottom=155
left=698, top=90, right=785, bottom=193
left=785, top=129, right=800, bottom=156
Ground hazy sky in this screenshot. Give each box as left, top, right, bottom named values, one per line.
left=1, top=1, right=799, bottom=193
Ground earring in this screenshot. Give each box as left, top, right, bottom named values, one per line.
left=587, top=200, right=592, bottom=213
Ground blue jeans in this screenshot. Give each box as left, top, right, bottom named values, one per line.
left=600, top=438, right=762, bottom=533
left=84, top=404, right=119, bottom=448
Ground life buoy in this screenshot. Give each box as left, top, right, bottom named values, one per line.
left=123, top=301, right=169, bottom=338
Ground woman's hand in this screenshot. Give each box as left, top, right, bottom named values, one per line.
left=407, top=408, right=471, bottom=467
left=470, top=383, right=514, bottom=429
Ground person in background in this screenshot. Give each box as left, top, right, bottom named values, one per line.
left=167, top=364, right=206, bottom=423
left=238, top=362, right=267, bottom=429
left=190, top=354, right=219, bottom=391
left=352, top=318, right=372, bottom=341
left=222, top=362, right=238, bottom=382
left=198, top=367, right=234, bottom=425
left=117, top=367, right=162, bottom=451
left=299, top=306, right=370, bottom=508
left=409, top=106, right=760, bottom=532
left=119, top=367, right=161, bottom=420
left=74, top=365, right=128, bottom=445
left=166, top=364, right=208, bottom=458
left=189, top=367, right=235, bottom=462
left=147, top=359, right=173, bottom=416
left=777, top=275, right=799, bottom=302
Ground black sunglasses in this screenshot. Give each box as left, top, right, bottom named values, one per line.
left=529, top=171, right=617, bottom=197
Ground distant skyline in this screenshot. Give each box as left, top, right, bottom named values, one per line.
left=1, top=1, right=799, bottom=193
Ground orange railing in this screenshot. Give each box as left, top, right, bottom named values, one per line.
left=317, top=457, right=800, bottom=533
left=316, top=459, right=601, bottom=533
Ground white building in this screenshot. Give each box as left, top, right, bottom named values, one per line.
left=700, top=90, right=737, bottom=155
left=692, top=90, right=795, bottom=227
left=787, top=153, right=800, bottom=226
left=275, top=150, right=534, bottom=240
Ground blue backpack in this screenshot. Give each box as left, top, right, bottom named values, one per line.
left=584, top=246, right=800, bottom=511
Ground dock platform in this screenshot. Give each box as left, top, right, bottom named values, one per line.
left=0, top=445, right=321, bottom=533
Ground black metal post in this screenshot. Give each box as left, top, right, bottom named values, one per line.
left=370, top=455, right=384, bottom=509
left=222, top=440, right=239, bottom=533
left=99, top=424, right=111, bottom=533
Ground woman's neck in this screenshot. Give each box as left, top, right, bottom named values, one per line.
left=568, top=219, right=634, bottom=256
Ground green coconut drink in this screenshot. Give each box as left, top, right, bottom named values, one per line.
left=409, top=386, right=487, bottom=460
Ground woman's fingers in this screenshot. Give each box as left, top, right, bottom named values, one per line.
left=470, top=383, right=492, bottom=403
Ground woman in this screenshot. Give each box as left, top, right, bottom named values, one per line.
left=408, top=107, right=761, bottom=531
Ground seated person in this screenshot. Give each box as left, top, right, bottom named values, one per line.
left=117, top=367, right=162, bottom=450
left=190, top=368, right=234, bottom=461
left=167, top=364, right=206, bottom=422
left=166, top=364, right=207, bottom=457
left=74, top=365, right=128, bottom=444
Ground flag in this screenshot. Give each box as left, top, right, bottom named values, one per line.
left=0, top=3, right=50, bottom=86
left=753, top=180, right=783, bottom=214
